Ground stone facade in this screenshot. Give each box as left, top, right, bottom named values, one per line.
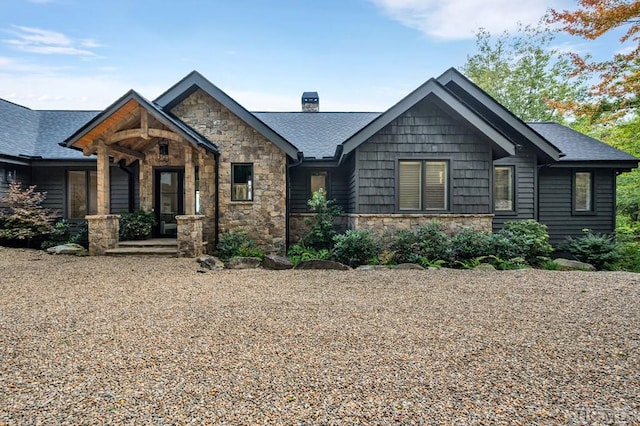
left=176, top=215, right=205, bottom=257
left=347, top=214, right=494, bottom=236
left=288, top=213, right=349, bottom=244
left=289, top=213, right=493, bottom=244
left=137, top=139, right=217, bottom=248
left=86, top=214, right=120, bottom=255
left=171, top=89, right=287, bottom=252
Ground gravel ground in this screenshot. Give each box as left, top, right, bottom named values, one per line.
left=1, top=247, right=639, bottom=425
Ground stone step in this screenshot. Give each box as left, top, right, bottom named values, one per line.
left=117, top=239, right=178, bottom=248
left=105, top=246, right=177, bottom=256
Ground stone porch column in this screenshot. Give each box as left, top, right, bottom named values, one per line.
left=96, top=140, right=110, bottom=215
left=86, top=214, right=120, bottom=255
left=184, top=146, right=195, bottom=215
left=176, top=215, right=205, bottom=257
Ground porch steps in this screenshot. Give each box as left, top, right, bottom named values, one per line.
left=105, top=238, right=178, bottom=256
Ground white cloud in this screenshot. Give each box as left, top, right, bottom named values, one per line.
left=3, top=26, right=100, bottom=57
left=370, top=0, right=569, bottom=40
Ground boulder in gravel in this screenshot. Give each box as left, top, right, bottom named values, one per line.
left=391, top=263, right=425, bottom=270
left=197, top=255, right=225, bottom=270
left=554, top=258, right=596, bottom=271
left=226, top=256, right=262, bottom=269
left=263, top=254, right=293, bottom=270
left=46, top=243, right=88, bottom=256
left=356, top=265, right=389, bottom=271
left=295, top=259, right=351, bottom=270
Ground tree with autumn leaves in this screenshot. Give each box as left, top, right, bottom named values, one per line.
left=550, top=1, right=640, bottom=234
left=549, top=0, right=640, bottom=122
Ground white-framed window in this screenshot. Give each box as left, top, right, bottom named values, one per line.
left=494, top=166, right=514, bottom=211
left=398, top=160, right=448, bottom=211
left=231, top=163, right=253, bottom=201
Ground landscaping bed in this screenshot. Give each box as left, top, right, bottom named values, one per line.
left=1, top=247, right=638, bottom=424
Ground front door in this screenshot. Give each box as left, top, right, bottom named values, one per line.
left=154, top=169, right=184, bottom=237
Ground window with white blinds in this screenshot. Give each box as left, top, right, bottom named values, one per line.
left=399, top=161, right=422, bottom=210
left=398, top=160, right=448, bottom=211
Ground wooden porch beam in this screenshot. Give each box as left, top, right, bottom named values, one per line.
left=109, top=144, right=145, bottom=161
left=140, top=108, right=149, bottom=139
left=107, top=127, right=184, bottom=144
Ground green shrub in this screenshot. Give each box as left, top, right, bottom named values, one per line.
left=488, top=255, right=529, bottom=270
left=119, top=210, right=155, bottom=240
left=303, top=189, right=342, bottom=249
left=450, top=228, right=492, bottom=262
left=287, top=243, right=331, bottom=266
left=41, top=220, right=72, bottom=249
left=216, top=231, right=264, bottom=261
left=415, top=222, right=451, bottom=262
left=560, top=229, right=622, bottom=270
left=614, top=241, right=640, bottom=272
left=69, top=220, right=88, bottom=247
left=387, top=230, right=418, bottom=264
left=0, top=182, right=56, bottom=244
left=332, top=229, right=381, bottom=268
left=386, top=222, right=450, bottom=265
left=493, top=219, right=553, bottom=266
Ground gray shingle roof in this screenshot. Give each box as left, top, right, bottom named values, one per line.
left=35, top=110, right=100, bottom=159
left=527, top=122, right=638, bottom=162
left=1, top=99, right=98, bottom=160
left=253, top=112, right=380, bottom=159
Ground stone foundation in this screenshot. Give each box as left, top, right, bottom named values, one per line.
left=176, top=215, right=205, bottom=257
left=288, top=213, right=493, bottom=244
left=347, top=214, right=494, bottom=236
left=86, top=214, right=120, bottom=256
left=289, top=214, right=349, bottom=244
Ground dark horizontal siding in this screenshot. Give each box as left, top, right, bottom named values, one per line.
left=289, top=165, right=350, bottom=213
left=539, top=168, right=615, bottom=246
left=29, top=164, right=132, bottom=218
left=0, top=165, right=31, bottom=200
left=110, top=166, right=130, bottom=213
left=355, top=98, right=493, bottom=214
left=31, top=167, right=65, bottom=214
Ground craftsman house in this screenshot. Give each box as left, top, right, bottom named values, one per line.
left=0, top=68, right=637, bottom=256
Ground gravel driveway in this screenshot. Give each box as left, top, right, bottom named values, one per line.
left=1, top=247, right=638, bottom=425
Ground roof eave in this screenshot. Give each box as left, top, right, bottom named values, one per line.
left=437, top=68, right=563, bottom=162
left=62, top=90, right=218, bottom=154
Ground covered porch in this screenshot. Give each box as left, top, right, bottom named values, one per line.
left=63, top=91, right=218, bottom=257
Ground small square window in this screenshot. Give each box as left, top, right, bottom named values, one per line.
left=232, top=163, right=253, bottom=201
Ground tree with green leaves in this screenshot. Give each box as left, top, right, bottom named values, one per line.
left=463, top=24, right=586, bottom=122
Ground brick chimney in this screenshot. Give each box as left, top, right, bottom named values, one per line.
left=302, top=92, right=319, bottom=112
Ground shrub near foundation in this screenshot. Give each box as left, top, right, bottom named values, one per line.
left=332, top=229, right=381, bottom=268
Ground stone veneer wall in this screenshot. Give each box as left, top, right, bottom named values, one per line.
left=176, top=215, right=205, bottom=257
left=137, top=138, right=217, bottom=248
left=170, top=89, right=287, bottom=252
left=289, top=213, right=493, bottom=244
left=86, top=214, right=120, bottom=255
left=347, top=214, right=494, bottom=236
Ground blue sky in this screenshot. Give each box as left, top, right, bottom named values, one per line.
left=0, top=0, right=626, bottom=112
